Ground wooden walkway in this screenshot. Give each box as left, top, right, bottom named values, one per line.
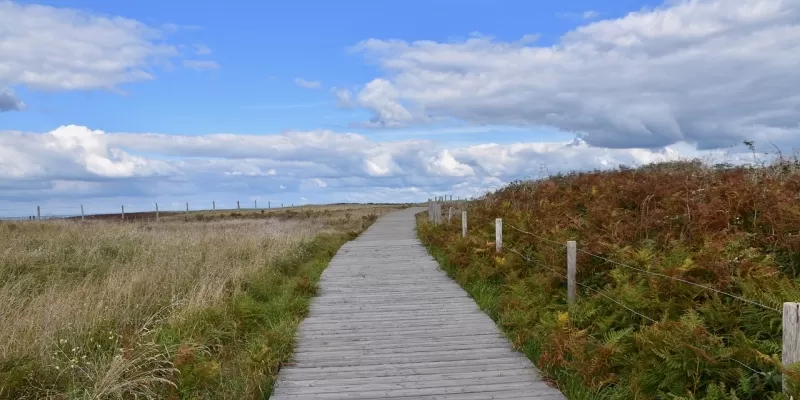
left=271, top=208, right=566, bottom=399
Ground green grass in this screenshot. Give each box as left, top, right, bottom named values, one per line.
left=0, top=205, right=398, bottom=399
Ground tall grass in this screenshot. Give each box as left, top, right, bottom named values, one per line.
left=418, top=158, right=800, bottom=399
left=0, top=205, right=397, bottom=399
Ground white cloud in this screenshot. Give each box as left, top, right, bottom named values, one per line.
left=0, top=1, right=179, bottom=91
left=0, top=88, right=24, bottom=111
left=356, top=79, right=417, bottom=127
left=0, top=124, right=765, bottom=213
left=294, top=78, right=322, bottom=89
left=183, top=60, right=220, bottom=70
left=351, top=0, right=800, bottom=150
left=0, top=125, right=175, bottom=181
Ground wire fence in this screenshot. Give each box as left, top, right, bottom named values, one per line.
left=422, top=201, right=794, bottom=387
left=0, top=199, right=334, bottom=221
left=505, top=223, right=781, bottom=313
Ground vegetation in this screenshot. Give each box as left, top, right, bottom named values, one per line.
left=0, top=205, right=400, bottom=399
left=418, top=155, right=800, bottom=399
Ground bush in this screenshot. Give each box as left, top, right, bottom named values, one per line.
left=419, top=157, right=800, bottom=399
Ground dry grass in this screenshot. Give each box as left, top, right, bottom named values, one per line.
left=0, top=204, right=403, bottom=399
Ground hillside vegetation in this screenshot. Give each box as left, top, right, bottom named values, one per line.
left=418, top=158, right=800, bottom=399
left=0, top=205, right=400, bottom=399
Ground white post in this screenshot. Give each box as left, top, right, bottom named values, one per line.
left=567, top=241, right=577, bottom=305
left=155, top=203, right=159, bottom=222
left=80, top=205, right=85, bottom=221
left=784, top=302, right=800, bottom=394
left=448, top=207, right=453, bottom=223
left=121, top=205, right=125, bottom=220
left=495, top=218, right=503, bottom=253
left=461, top=211, right=467, bottom=237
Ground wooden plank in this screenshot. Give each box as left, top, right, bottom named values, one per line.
left=270, top=208, right=565, bottom=399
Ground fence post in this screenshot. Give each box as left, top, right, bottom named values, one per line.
left=185, top=202, right=189, bottom=219
left=237, top=201, right=240, bottom=210
left=36, top=206, right=40, bottom=220
left=80, top=205, right=84, bottom=221
left=155, top=203, right=159, bottom=222
left=268, top=201, right=271, bottom=209
left=461, top=211, right=467, bottom=237
left=567, top=241, right=577, bottom=305
left=448, top=207, right=453, bottom=223
left=255, top=200, right=257, bottom=209
left=213, top=200, right=216, bottom=211
left=429, top=200, right=434, bottom=223
left=495, top=218, right=503, bottom=253
left=784, top=302, right=800, bottom=394
left=121, top=205, right=125, bottom=220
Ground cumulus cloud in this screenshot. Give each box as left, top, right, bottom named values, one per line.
left=294, top=78, right=322, bottom=89
left=183, top=60, right=220, bottom=70
left=0, top=88, right=25, bottom=111
left=0, top=125, right=175, bottom=181
left=1, top=124, right=762, bottom=214
left=0, top=1, right=179, bottom=91
left=351, top=0, right=800, bottom=149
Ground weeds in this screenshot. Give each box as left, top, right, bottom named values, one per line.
left=418, top=156, right=800, bottom=399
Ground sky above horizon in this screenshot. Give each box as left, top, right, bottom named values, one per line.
left=1, top=0, right=799, bottom=217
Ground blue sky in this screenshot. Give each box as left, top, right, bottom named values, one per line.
left=1, top=0, right=798, bottom=217
left=4, top=0, right=659, bottom=139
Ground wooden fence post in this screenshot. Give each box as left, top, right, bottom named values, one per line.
left=255, top=200, right=258, bottom=209
left=155, top=203, right=159, bottom=222
left=36, top=206, right=40, bottom=220
left=461, top=211, right=467, bottom=237
left=80, top=205, right=84, bottom=221
left=237, top=201, right=240, bottom=210
left=448, top=207, right=453, bottom=223
left=121, top=205, right=125, bottom=220
left=567, top=240, right=577, bottom=305
left=268, top=201, right=271, bottom=209
left=213, top=200, right=216, bottom=211
left=495, top=218, right=503, bottom=253
left=784, top=302, right=800, bottom=394
left=185, top=202, right=189, bottom=219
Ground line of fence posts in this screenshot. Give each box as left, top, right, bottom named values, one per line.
left=427, top=202, right=800, bottom=394
left=26, top=198, right=287, bottom=222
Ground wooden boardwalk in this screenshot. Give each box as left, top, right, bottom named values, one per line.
left=271, top=208, right=566, bottom=399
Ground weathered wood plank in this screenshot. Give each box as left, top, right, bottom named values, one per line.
left=270, top=208, right=565, bottom=399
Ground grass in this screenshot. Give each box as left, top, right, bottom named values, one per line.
left=0, top=204, right=403, bottom=399
left=418, top=156, right=800, bottom=400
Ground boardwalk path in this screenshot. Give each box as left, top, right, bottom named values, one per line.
left=271, top=208, right=566, bottom=399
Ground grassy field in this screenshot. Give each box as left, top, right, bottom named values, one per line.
left=0, top=204, right=403, bottom=399
left=418, top=158, right=800, bottom=399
